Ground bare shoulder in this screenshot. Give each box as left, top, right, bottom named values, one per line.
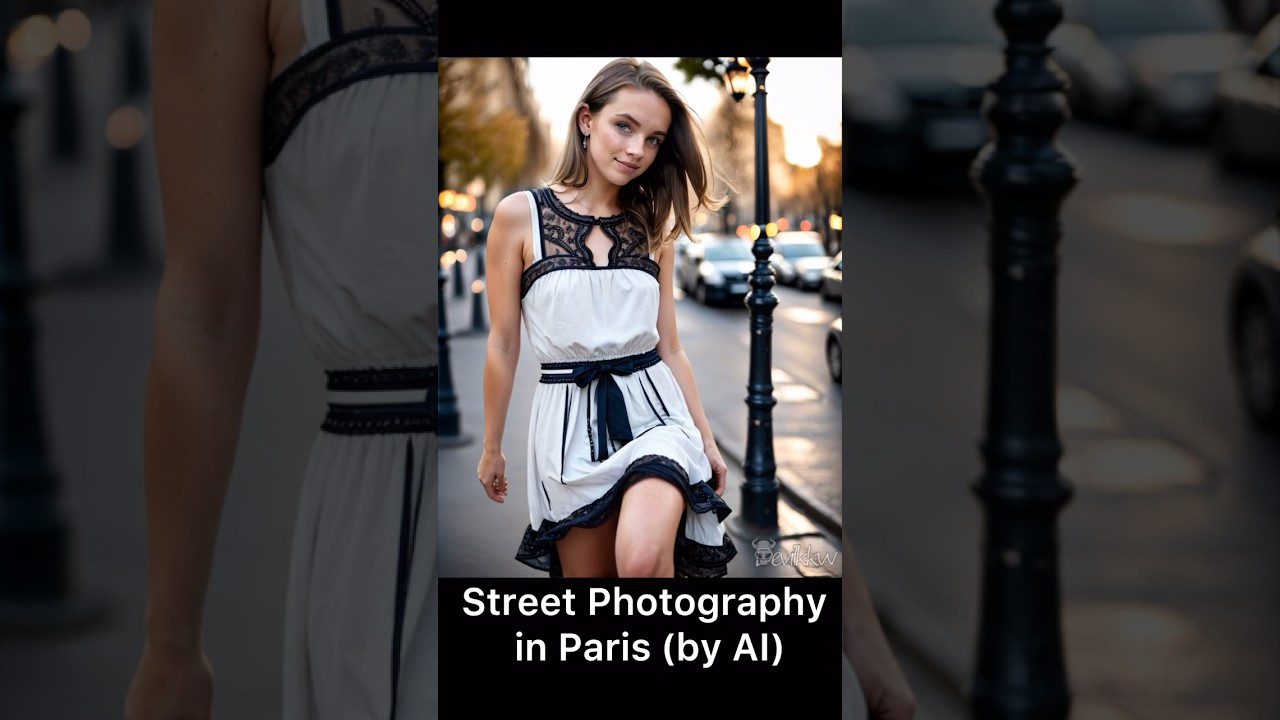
left=493, top=191, right=533, bottom=227
left=490, top=192, right=533, bottom=245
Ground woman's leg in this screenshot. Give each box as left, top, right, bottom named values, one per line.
left=555, top=511, right=619, bottom=577
left=615, top=477, right=684, bottom=577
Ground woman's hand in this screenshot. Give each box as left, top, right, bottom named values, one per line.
left=124, top=640, right=214, bottom=720
left=703, top=437, right=728, bottom=496
left=848, top=631, right=916, bottom=719
left=477, top=447, right=509, bottom=503
left=844, top=535, right=916, bottom=720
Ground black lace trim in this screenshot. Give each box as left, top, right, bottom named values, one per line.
left=321, top=366, right=435, bottom=435
left=515, top=454, right=738, bottom=578
left=321, top=405, right=434, bottom=435
left=518, top=257, right=657, bottom=298
left=262, top=28, right=437, bottom=167
left=326, top=366, right=436, bottom=391
left=519, top=187, right=659, bottom=298
left=330, top=0, right=437, bottom=38
left=541, top=186, right=626, bottom=227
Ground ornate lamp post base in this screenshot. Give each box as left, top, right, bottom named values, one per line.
left=969, top=1, right=1078, bottom=717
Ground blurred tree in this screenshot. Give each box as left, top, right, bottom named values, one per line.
left=674, top=57, right=731, bottom=86
left=816, top=136, right=841, bottom=217
left=439, top=58, right=543, bottom=194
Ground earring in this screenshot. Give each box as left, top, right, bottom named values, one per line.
left=582, top=135, right=588, bottom=150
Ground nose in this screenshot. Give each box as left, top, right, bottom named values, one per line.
left=626, top=137, right=644, bottom=158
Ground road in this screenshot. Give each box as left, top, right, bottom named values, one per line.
left=670, top=278, right=843, bottom=522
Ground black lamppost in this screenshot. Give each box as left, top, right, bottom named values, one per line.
left=724, top=57, right=778, bottom=531
left=969, top=1, right=1077, bottom=717
left=437, top=184, right=471, bottom=446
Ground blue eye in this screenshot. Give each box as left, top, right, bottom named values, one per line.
left=647, top=136, right=661, bottom=146
left=616, top=122, right=630, bottom=132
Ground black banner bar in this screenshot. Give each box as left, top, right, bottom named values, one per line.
left=441, top=576, right=840, bottom=713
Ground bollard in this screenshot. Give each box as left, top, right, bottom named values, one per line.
left=470, top=278, right=487, bottom=332
left=100, top=104, right=153, bottom=274
left=436, top=264, right=471, bottom=446
left=120, top=0, right=148, bottom=99
left=969, top=1, right=1078, bottom=718
left=452, top=244, right=465, bottom=298
left=50, top=44, right=80, bottom=162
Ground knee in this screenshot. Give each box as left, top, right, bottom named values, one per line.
left=616, top=541, right=672, bottom=578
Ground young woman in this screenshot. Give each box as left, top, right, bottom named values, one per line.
left=477, top=57, right=738, bottom=578
left=125, top=0, right=436, bottom=717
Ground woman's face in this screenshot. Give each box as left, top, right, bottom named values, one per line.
left=580, top=86, right=671, bottom=187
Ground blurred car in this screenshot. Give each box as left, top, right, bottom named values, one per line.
left=843, top=0, right=1003, bottom=181
left=826, top=316, right=843, bottom=384
left=771, top=231, right=831, bottom=290
left=768, top=248, right=798, bottom=286
left=1052, top=0, right=1247, bottom=136
left=1228, top=217, right=1280, bottom=434
left=681, top=233, right=755, bottom=306
left=820, top=251, right=843, bottom=302
left=672, top=232, right=693, bottom=290
left=1211, top=13, right=1280, bottom=171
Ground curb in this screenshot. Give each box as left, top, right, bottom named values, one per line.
left=708, top=415, right=843, bottom=540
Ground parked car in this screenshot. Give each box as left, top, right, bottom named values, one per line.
left=670, top=235, right=691, bottom=292
left=771, top=232, right=831, bottom=290
left=827, top=316, right=843, bottom=384
left=1211, top=13, right=1280, bottom=171
left=1229, top=216, right=1280, bottom=434
left=681, top=233, right=755, bottom=306
left=820, top=251, right=842, bottom=302
left=843, top=0, right=1003, bottom=182
left=1052, top=0, right=1247, bottom=136
left=768, top=248, right=798, bottom=286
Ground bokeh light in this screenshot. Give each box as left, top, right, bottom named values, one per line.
left=105, top=106, right=146, bottom=149
left=56, top=9, right=92, bottom=51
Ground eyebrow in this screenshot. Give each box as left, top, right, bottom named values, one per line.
left=615, top=113, right=667, bottom=137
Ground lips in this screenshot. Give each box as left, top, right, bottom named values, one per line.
left=615, top=159, right=640, bottom=172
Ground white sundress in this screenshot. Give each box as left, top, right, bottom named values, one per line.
left=260, top=0, right=436, bottom=717
left=513, top=187, right=738, bottom=577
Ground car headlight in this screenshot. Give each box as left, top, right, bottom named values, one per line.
left=699, top=262, right=723, bottom=285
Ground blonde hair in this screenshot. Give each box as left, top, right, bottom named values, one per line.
left=547, top=57, right=727, bottom=252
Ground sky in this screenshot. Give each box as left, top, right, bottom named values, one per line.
left=525, top=57, right=842, bottom=168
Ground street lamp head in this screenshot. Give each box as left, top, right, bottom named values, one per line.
left=722, top=58, right=750, bottom=102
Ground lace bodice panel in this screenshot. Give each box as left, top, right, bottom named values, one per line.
left=519, top=187, right=659, bottom=299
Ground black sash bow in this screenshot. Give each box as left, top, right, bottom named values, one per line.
left=540, top=349, right=661, bottom=462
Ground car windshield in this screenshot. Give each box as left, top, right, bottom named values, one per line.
left=1083, top=0, right=1226, bottom=35
left=703, top=242, right=753, bottom=261
left=845, top=0, right=1002, bottom=46
left=777, top=242, right=826, bottom=259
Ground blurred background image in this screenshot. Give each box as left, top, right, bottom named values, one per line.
left=844, top=0, right=1279, bottom=718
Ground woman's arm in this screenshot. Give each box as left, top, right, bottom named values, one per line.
left=843, top=534, right=917, bottom=719
left=653, top=242, right=727, bottom=493
left=476, top=193, right=531, bottom=503
left=126, top=0, right=270, bottom=716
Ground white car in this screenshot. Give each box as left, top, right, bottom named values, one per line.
left=771, top=232, right=831, bottom=291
